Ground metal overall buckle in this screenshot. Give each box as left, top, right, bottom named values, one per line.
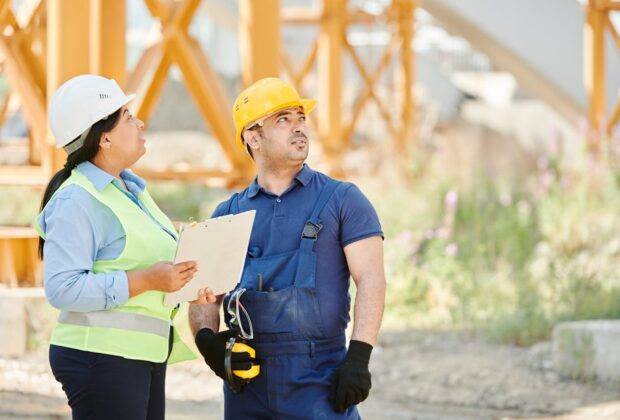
left=301, top=221, right=323, bottom=240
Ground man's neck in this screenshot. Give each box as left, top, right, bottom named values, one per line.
left=256, top=164, right=303, bottom=196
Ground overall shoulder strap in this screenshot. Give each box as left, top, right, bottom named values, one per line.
left=300, top=179, right=340, bottom=242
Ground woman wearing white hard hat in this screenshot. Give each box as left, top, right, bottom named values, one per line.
left=35, top=74, right=215, bottom=420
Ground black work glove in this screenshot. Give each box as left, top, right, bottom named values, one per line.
left=194, top=328, right=254, bottom=380
left=329, top=340, right=373, bottom=413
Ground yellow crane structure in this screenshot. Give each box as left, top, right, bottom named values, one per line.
left=584, top=0, right=620, bottom=150
left=0, top=0, right=416, bottom=287
left=0, top=0, right=618, bottom=287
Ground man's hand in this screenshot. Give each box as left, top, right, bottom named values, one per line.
left=194, top=328, right=254, bottom=380
left=329, top=340, right=373, bottom=413
left=189, top=287, right=217, bottom=305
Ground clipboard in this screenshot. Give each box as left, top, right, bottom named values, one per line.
left=164, top=210, right=255, bottom=306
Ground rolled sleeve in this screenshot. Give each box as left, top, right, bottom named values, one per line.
left=42, top=192, right=129, bottom=312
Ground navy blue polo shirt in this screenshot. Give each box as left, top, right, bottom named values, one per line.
left=212, top=164, right=383, bottom=336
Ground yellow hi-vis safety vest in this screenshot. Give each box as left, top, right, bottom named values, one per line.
left=35, top=169, right=195, bottom=364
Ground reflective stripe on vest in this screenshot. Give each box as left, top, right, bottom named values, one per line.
left=58, top=311, right=171, bottom=339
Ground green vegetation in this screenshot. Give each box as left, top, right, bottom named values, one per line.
left=375, top=151, right=620, bottom=345
left=5, top=142, right=620, bottom=346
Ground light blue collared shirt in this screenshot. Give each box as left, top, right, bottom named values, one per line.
left=37, top=161, right=176, bottom=312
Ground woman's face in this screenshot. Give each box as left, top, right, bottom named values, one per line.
left=103, top=106, right=146, bottom=167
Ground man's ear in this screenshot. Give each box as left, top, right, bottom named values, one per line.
left=99, top=133, right=112, bottom=150
left=243, top=130, right=260, bottom=152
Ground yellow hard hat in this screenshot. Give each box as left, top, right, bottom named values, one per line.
left=232, top=77, right=316, bottom=148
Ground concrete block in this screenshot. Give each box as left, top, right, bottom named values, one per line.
left=552, top=320, right=620, bottom=381
left=0, top=287, right=56, bottom=356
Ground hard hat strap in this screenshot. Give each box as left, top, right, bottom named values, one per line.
left=63, top=127, right=91, bottom=154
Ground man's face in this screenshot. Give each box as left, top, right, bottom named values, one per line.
left=248, top=106, right=309, bottom=165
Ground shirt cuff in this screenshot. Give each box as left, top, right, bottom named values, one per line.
left=105, top=270, right=129, bottom=309
left=342, top=231, right=384, bottom=248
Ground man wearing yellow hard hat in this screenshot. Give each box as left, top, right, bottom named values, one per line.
left=190, top=77, right=386, bottom=419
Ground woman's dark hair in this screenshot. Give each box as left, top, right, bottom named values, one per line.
left=38, top=109, right=122, bottom=259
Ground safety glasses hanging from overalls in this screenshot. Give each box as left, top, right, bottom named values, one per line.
left=224, top=288, right=259, bottom=393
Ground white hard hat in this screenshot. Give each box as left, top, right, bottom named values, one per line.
left=49, top=74, right=136, bottom=152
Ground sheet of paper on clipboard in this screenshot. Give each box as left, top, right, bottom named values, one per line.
left=164, top=210, right=255, bottom=306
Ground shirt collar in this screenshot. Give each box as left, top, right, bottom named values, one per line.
left=77, top=161, right=146, bottom=192
left=77, top=161, right=115, bottom=192
left=295, top=164, right=313, bottom=186
left=119, top=169, right=146, bottom=192
left=248, top=164, right=314, bottom=198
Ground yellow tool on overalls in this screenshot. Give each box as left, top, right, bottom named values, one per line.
left=225, top=288, right=260, bottom=393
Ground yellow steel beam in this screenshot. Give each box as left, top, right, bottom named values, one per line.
left=279, top=48, right=318, bottom=131
left=344, top=41, right=396, bottom=138
left=282, top=7, right=389, bottom=25
left=47, top=0, right=90, bottom=172
left=128, top=0, right=252, bottom=183
left=281, top=0, right=419, bottom=164
left=125, top=43, right=172, bottom=125
left=584, top=0, right=606, bottom=149
left=171, top=0, right=200, bottom=34
left=133, top=167, right=232, bottom=182
left=609, top=96, right=620, bottom=130
left=0, top=165, right=49, bottom=185
left=606, top=14, right=620, bottom=51
left=395, top=0, right=415, bottom=153
left=280, top=39, right=318, bottom=96
left=90, top=0, right=126, bottom=83
left=0, top=90, right=11, bottom=128
left=0, top=0, right=17, bottom=30
left=342, top=35, right=401, bottom=143
left=0, top=227, right=41, bottom=287
left=239, top=0, right=281, bottom=86
left=168, top=33, right=252, bottom=180
left=603, top=0, right=620, bottom=11
left=280, top=39, right=318, bottom=131
left=293, top=39, right=318, bottom=88
left=604, top=13, right=620, bottom=134
left=281, top=7, right=321, bottom=25
left=0, top=0, right=9, bottom=22
left=25, top=0, right=45, bottom=28
left=18, top=1, right=46, bottom=95
left=0, top=2, right=47, bottom=165
left=318, top=0, right=345, bottom=176
left=143, top=0, right=173, bottom=23
left=0, top=34, right=46, bottom=166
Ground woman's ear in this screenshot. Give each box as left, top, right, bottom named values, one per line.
left=99, top=133, right=112, bottom=150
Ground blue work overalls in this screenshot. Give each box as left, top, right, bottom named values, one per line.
left=223, top=179, right=360, bottom=420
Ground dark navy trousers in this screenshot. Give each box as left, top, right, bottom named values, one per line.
left=49, top=344, right=168, bottom=420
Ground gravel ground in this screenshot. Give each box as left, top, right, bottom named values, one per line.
left=1, top=329, right=619, bottom=420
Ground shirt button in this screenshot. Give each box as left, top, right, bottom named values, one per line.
left=276, top=198, right=281, bottom=203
